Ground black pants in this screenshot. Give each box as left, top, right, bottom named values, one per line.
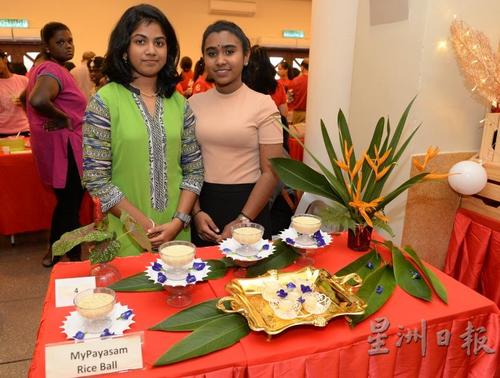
left=191, top=182, right=271, bottom=247
left=49, top=142, right=84, bottom=260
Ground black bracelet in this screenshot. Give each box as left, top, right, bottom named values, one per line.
left=239, top=211, right=253, bottom=222
left=192, top=209, right=203, bottom=217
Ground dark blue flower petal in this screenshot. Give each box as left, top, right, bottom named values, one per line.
left=262, top=244, right=270, bottom=250
left=277, top=289, right=288, bottom=298
left=73, top=331, right=85, bottom=340
left=223, top=248, right=232, bottom=253
left=316, top=240, right=326, bottom=247
left=152, top=262, right=163, bottom=271
left=118, top=309, right=133, bottom=320
left=313, top=230, right=322, bottom=238
left=186, top=273, right=197, bottom=283
left=298, top=296, right=305, bottom=304
left=285, top=238, right=295, bottom=245
left=301, top=284, right=312, bottom=293
left=366, top=261, right=374, bottom=270
left=376, top=285, right=384, bottom=294
left=193, top=261, right=206, bottom=271
left=100, top=328, right=115, bottom=337
left=157, top=272, right=167, bottom=283
left=286, top=282, right=296, bottom=289
left=410, top=270, right=421, bottom=280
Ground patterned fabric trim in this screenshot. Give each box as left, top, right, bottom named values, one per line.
left=82, top=94, right=124, bottom=212
left=131, top=93, right=168, bottom=211
left=180, top=102, right=204, bottom=195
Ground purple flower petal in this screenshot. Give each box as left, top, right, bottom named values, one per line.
left=366, top=261, right=374, bottom=270
left=186, top=273, right=196, bottom=283
left=285, top=237, right=295, bottom=245
left=286, top=282, right=296, bottom=289
left=193, top=261, right=206, bottom=271
left=410, top=270, right=421, bottom=280
left=152, top=262, right=163, bottom=271
left=262, top=244, right=270, bottom=250
left=118, top=309, right=133, bottom=320
left=157, top=272, right=167, bottom=283
left=100, top=328, right=115, bottom=337
left=376, top=285, right=384, bottom=294
left=277, top=289, right=288, bottom=298
left=313, top=230, right=322, bottom=238
left=73, top=331, right=85, bottom=340
left=301, top=284, right=312, bottom=293
left=223, top=248, right=232, bottom=253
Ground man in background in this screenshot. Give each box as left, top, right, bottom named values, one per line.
left=288, top=58, right=308, bottom=124
left=71, top=51, right=95, bottom=101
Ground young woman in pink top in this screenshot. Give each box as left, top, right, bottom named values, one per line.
left=26, top=22, right=86, bottom=267
left=188, top=20, right=283, bottom=246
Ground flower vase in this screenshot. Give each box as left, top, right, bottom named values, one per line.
left=90, top=262, right=121, bottom=287
left=347, top=224, right=373, bottom=252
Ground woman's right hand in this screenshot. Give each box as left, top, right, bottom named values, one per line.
left=193, top=211, right=220, bottom=243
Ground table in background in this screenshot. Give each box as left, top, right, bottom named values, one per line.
left=0, top=151, right=93, bottom=237
left=445, top=207, right=500, bottom=308
left=29, top=233, right=499, bottom=377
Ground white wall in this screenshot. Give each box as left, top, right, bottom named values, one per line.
left=349, top=0, right=499, bottom=243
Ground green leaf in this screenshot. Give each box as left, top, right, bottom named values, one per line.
left=337, top=109, right=355, bottom=167
left=109, top=272, right=163, bottom=292
left=270, top=157, right=339, bottom=201
left=349, top=265, right=396, bottom=325
left=372, top=217, right=395, bottom=238
left=361, top=117, right=385, bottom=188
left=387, top=96, right=417, bottom=162
left=154, top=314, right=250, bottom=366
left=403, top=246, right=448, bottom=303
left=318, top=202, right=356, bottom=232
left=335, top=249, right=382, bottom=281
left=320, top=120, right=347, bottom=187
left=246, top=240, right=300, bottom=277
left=392, top=246, right=431, bottom=301
left=120, top=211, right=152, bottom=251
left=204, top=259, right=228, bottom=280
left=377, top=172, right=428, bottom=209
left=52, top=223, right=113, bottom=257
left=89, top=239, right=120, bottom=264
left=150, top=299, right=227, bottom=331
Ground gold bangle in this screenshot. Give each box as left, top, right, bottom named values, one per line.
left=149, top=218, right=156, bottom=228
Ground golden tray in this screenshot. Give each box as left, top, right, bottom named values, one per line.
left=216, top=267, right=366, bottom=335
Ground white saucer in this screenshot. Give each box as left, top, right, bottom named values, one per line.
left=145, top=258, right=210, bottom=287
left=219, top=238, right=275, bottom=262
left=278, top=228, right=332, bottom=249
left=61, top=303, right=135, bottom=340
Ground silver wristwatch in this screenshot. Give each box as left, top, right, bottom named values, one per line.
left=174, top=211, right=191, bottom=228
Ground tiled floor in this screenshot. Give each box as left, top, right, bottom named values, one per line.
left=0, top=231, right=51, bottom=378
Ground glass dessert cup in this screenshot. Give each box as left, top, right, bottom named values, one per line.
left=232, top=222, right=264, bottom=257
left=74, top=287, right=116, bottom=333
left=291, top=214, right=322, bottom=247
left=164, top=285, right=192, bottom=308
left=159, top=241, right=196, bottom=281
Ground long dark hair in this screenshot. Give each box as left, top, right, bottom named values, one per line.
left=243, top=45, right=277, bottom=95
left=103, top=4, right=180, bottom=97
left=201, top=20, right=250, bottom=55
left=40, top=22, right=70, bottom=60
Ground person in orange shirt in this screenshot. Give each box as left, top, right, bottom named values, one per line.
left=288, top=58, right=308, bottom=124
left=190, top=57, right=214, bottom=95
left=276, top=60, right=292, bottom=90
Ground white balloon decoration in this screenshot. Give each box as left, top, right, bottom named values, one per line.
left=448, top=161, right=488, bottom=195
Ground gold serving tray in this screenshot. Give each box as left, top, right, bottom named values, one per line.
left=216, top=267, right=366, bottom=335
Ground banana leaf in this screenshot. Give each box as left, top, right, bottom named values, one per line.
left=150, top=299, right=227, bottom=331
left=204, top=259, right=228, bottom=279
left=270, top=157, right=339, bottom=201
left=391, top=246, right=431, bottom=301
left=403, top=246, right=448, bottom=303
left=109, top=272, right=163, bottom=292
left=349, top=265, right=396, bottom=326
left=52, top=223, right=113, bottom=257
left=154, top=314, right=250, bottom=366
left=246, top=240, right=299, bottom=277
left=334, top=249, right=382, bottom=281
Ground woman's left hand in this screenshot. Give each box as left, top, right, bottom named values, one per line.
left=148, top=221, right=183, bottom=249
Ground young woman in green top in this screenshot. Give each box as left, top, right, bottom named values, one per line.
left=83, top=4, right=203, bottom=256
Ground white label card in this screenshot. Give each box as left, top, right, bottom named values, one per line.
left=55, top=277, right=96, bottom=307
left=45, top=333, right=144, bottom=377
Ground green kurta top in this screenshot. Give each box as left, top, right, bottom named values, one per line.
left=83, top=83, right=203, bottom=256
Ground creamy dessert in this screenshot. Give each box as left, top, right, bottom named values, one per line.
left=291, top=214, right=322, bottom=235
left=160, top=243, right=196, bottom=268
left=233, top=226, right=263, bottom=245
left=75, top=290, right=115, bottom=320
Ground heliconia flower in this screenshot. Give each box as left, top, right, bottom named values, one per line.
left=377, top=148, right=392, bottom=166
left=192, top=261, right=206, bottom=271
left=336, top=159, right=349, bottom=172
left=349, top=153, right=365, bottom=180
left=365, top=154, right=379, bottom=174
left=152, top=262, right=162, bottom=271
left=412, top=157, right=425, bottom=172
left=374, top=211, right=389, bottom=223
left=423, top=172, right=450, bottom=180
left=73, top=331, right=85, bottom=340
left=375, top=165, right=391, bottom=181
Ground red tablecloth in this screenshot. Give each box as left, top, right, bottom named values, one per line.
left=444, top=207, right=500, bottom=308
left=29, top=233, right=499, bottom=377
left=0, top=151, right=93, bottom=236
